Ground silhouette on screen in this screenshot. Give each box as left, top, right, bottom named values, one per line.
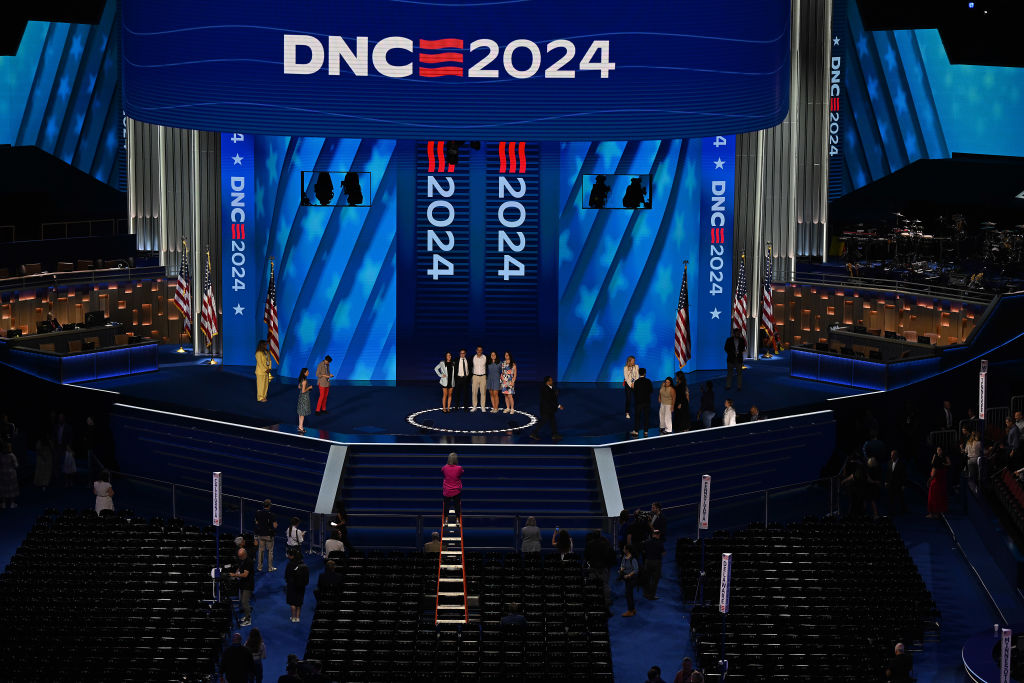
left=342, top=172, right=364, bottom=206
left=589, top=175, right=611, bottom=209
left=622, top=177, right=649, bottom=209
left=312, top=172, right=335, bottom=206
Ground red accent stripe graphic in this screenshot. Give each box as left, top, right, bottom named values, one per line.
left=498, top=142, right=507, bottom=174
left=418, top=52, right=464, bottom=64
left=231, top=223, right=245, bottom=240
left=427, top=140, right=436, bottom=173
left=419, top=38, right=464, bottom=50
left=508, top=142, right=517, bottom=174
left=437, top=141, right=445, bottom=173
left=518, top=142, right=526, bottom=173
left=830, top=97, right=840, bottom=112
left=418, top=66, right=464, bottom=77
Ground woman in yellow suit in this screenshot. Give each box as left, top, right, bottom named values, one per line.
left=255, top=339, right=271, bottom=402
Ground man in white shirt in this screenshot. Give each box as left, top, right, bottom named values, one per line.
left=470, top=346, right=488, bottom=411
left=722, top=399, right=737, bottom=426
left=454, top=349, right=470, bottom=409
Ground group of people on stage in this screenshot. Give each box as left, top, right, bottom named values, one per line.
left=623, top=356, right=691, bottom=437
left=434, top=347, right=518, bottom=414
left=255, top=341, right=335, bottom=435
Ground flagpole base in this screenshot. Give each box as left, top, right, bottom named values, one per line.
left=176, top=346, right=187, bottom=354
left=207, top=359, right=218, bottom=366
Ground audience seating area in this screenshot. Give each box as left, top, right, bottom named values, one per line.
left=306, top=551, right=611, bottom=682
left=678, top=518, right=939, bottom=682
left=992, top=469, right=1024, bottom=541
left=0, top=509, right=232, bottom=682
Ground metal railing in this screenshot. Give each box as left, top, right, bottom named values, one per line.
left=928, top=429, right=960, bottom=454
left=39, top=218, right=130, bottom=240
left=1012, top=395, right=1024, bottom=419
left=790, top=272, right=996, bottom=304
left=661, top=476, right=842, bottom=529
left=0, top=264, right=165, bottom=293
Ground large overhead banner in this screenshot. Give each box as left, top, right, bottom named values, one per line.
left=122, top=0, right=791, bottom=141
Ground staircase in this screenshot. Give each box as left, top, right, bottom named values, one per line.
left=435, top=501, right=468, bottom=625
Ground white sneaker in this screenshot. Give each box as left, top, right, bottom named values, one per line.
left=626, top=413, right=631, bottom=419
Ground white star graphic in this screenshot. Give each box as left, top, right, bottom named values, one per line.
left=232, top=153, right=243, bottom=165
left=710, top=308, right=721, bottom=319
left=714, top=158, right=725, bottom=170
left=833, top=36, right=840, bottom=46
left=233, top=303, right=244, bottom=315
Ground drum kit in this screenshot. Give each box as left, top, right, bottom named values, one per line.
left=981, top=221, right=1024, bottom=266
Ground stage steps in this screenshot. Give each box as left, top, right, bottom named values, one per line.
left=435, top=502, right=469, bottom=624
left=339, top=447, right=604, bottom=517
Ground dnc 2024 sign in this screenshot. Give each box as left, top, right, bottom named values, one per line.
left=122, top=0, right=790, bottom=140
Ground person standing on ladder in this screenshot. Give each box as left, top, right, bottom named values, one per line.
left=441, top=453, right=464, bottom=516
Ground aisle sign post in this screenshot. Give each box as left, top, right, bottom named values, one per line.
left=719, top=552, right=732, bottom=670
left=699, top=475, right=712, bottom=531
left=1000, top=627, right=1011, bottom=683
left=213, top=471, right=223, bottom=601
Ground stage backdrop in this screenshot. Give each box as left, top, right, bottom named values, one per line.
left=239, top=137, right=735, bottom=381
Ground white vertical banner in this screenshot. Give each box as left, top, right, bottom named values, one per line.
left=699, top=475, right=712, bottom=530
left=212, top=471, right=222, bottom=527
left=979, top=359, right=988, bottom=420
left=719, top=552, right=732, bottom=614
left=1000, top=628, right=1012, bottom=683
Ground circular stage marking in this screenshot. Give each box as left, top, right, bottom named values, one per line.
left=406, top=408, right=537, bottom=434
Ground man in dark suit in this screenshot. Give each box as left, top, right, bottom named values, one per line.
left=631, top=369, right=654, bottom=437
left=887, top=450, right=907, bottom=514
left=530, top=376, right=564, bottom=441
left=885, top=642, right=913, bottom=682
left=724, top=328, right=747, bottom=390
left=454, top=349, right=471, bottom=409
left=939, top=399, right=954, bottom=430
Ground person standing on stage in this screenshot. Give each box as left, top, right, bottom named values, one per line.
left=442, top=452, right=464, bottom=516
left=724, top=327, right=747, bottom=390
left=433, top=352, right=456, bottom=412
left=315, top=355, right=333, bottom=414
left=630, top=369, right=654, bottom=437
left=486, top=351, right=501, bottom=413
left=500, top=352, right=518, bottom=414
left=255, top=340, right=271, bottom=402
left=623, top=356, right=639, bottom=421
left=296, top=368, right=313, bottom=434
left=530, top=376, right=564, bottom=441
left=673, top=371, right=690, bottom=432
left=698, top=381, right=716, bottom=428
left=454, top=349, right=471, bottom=409
left=658, top=378, right=676, bottom=434
left=471, top=346, right=488, bottom=412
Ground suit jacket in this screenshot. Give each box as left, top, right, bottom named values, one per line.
left=724, top=336, right=746, bottom=363
left=539, top=384, right=559, bottom=415
left=255, top=350, right=271, bottom=375
left=889, top=459, right=907, bottom=487
left=316, top=360, right=331, bottom=388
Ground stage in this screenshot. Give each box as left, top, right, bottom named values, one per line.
left=75, top=346, right=863, bottom=445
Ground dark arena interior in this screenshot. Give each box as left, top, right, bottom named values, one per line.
left=2, top=0, right=1024, bottom=681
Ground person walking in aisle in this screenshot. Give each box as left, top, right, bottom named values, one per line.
left=642, top=528, right=665, bottom=599
left=630, top=369, right=654, bottom=437
left=254, top=498, right=278, bottom=572
left=619, top=544, right=639, bottom=617
left=285, top=516, right=305, bottom=552
left=486, top=351, right=501, bottom=413
left=93, top=470, right=114, bottom=515
left=658, top=378, right=676, bottom=434
left=245, top=628, right=267, bottom=682
left=0, top=442, right=19, bottom=509
left=530, top=376, right=564, bottom=441
left=724, top=327, right=746, bottom=390
left=442, top=452, right=464, bottom=516
left=454, top=349, right=471, bottom=409
left=314, top=355, right=333, bottom=414
left=434, top=352, right=456, bottom=412
left=623, top=356, right=639, bottom=420
left=926, top=448, right=950, bottom=518
left=471, top=346, right=488, bottom=411
left=284, top=548, right=309, bottom=623
left=296, top=369, right=313, bottom=434
left=500, top=352, right=517, bottom=414
left=255, top=340, right=271, bottom=402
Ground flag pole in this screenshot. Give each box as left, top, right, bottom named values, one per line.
left=206, top=247, right=218, bottom=366
left=679, top=260, right=689, bottom=370
left=177, top=239, right=189, bottom=353
left=267, top=257, right=275, bottom=383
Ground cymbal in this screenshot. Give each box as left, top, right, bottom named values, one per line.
left=979, top=224, right=1000, bottom=230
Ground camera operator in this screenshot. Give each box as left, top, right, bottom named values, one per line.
left=229, top=547, right=255, bottom=626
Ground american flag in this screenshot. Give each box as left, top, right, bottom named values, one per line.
left=731, top=254, right=748, bottom=344
left=199, top=250, right=219, bottom=346
left=760, top=245, right=775, bottom=337
left=173, top=243, right=192, bottom=335
left=264, top=260, right=280, bottom=364
left=674, top=262, right=692, bottom=368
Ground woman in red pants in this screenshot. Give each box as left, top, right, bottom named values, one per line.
left=926, top=448, right=950, bottom=518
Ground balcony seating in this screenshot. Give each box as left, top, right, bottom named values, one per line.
left=306, top=550, right=612, bottom=683
left=677, top=517, right=938, bottom=682
left=0, top=509, right=233, bottom=682
left=992, top=469, right=1024, bottom=540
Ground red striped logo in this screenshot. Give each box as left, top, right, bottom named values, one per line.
left=231, top=223, right=246, bottom=240
left=418, top=38, right=464, bottom=77
left=830, top=97, right=840, bottom=112
left=426, top=140, right=455, bottom=173
left=498, top=142, right=527, bottom=174
left=711, top=227, right=724, bottom=244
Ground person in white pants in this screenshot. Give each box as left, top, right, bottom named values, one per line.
left=470, top=346, right=488, bottom=411
left=658, top=378, right=676, bottom=434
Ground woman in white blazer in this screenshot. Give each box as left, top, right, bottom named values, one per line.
left=623, top=356, right=639, bottom=420
left=434, top=352, right=456, bottom=412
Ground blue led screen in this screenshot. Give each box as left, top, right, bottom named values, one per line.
left=0, top=0, right=124, bottom=188
left=842, top=5, right=1024, bottom=194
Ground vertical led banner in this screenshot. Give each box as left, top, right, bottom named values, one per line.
left=719, top=552, right=732, bottom=614
left=220, top=133, right=257, bottom=366
left=696, top=136, right=736, bottom=370
left=699, top=475, right=712, bottom=530
left=828, top=0, right=847, bottom=201
left=212, top=471, right=222, bottom=526
left=1000, top=628, right=1011, bottom=683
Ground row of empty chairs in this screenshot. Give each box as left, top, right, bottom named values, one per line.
left=306, top=551, right=612, bottom=682
left=992, top=469, right=1024, bottom=540
left=677, top=517, right=939, bottom=682
left=0, top=509, right=233, bottom=682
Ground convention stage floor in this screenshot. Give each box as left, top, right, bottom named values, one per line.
left=77, top=347, right=864, bottom=444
